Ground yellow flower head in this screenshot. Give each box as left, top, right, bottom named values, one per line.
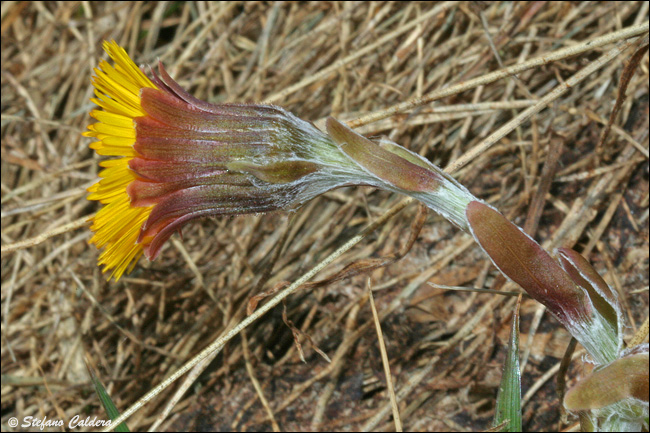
left=84, top=41, right=157, bottom=281
left=84, top=42, right=370, bottom=281
left=85, top=41, right=477, bottom=282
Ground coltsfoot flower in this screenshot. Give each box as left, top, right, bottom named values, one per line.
left=84, top=41, right=361, bottom=280
left=86, top=41, right=477, bottom=281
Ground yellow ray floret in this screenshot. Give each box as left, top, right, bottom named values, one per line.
left=85, top=40, right=157, bottom=281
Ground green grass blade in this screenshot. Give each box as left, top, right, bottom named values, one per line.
left=494, top=296, right=523, bottom=432
left=86, top=361, right=130, bottom=432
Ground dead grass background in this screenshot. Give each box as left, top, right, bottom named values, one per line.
left=1, top=2, right=648, bottom=431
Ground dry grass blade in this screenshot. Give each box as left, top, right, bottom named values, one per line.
left=348, top=21, right=649, bottom=128
left=596, top=35, right=649, bottom=156
left=428, top=283, right=527, bottom=298
left=367, top=278, right=403, bottom=432
left=557, top=337, right=579, bottom=425
left=241, top=332, right=281, bottom=433
left=444, top=31, right=648, bottom=175
left=628, top=317, right=649, bottom=348
left=263, top=2, right=458, bottom=104
left=1, top=214, right=92, bottom=254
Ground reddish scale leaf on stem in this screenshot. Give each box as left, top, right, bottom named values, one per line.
left=564, top=352, right=649, bottom=410
left=557, top=247, right=620, bottom=333
left=465, top=201, right=586, bottom=325
left=326, top=117, right=442, bottom=193
left=226, top=160, right=320, bottom=184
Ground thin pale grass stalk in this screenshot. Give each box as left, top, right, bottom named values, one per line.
left=1, top=214, right=92, bottom=254
left=74, top=270, right=181, bottom=359
left=362, top=294, right=504, bottom=431
left=349, top=21, right=649, bottom=129
left=583, top=101, right=649, bottom=159
left=35, top=363, right=67, bottom=426
left=367, top=278, right=402, bottom=432
left=595, top=37, right=649, bottom=156
left=629, top=287, right=649, bottom=295
left=147, top=350, right=218, bottom=432
left=11, top=232, right=89, bottom=293
left=557, top=337, right=579, bottom=424
left=3, top=250, right=22, bottom=362
left=549, top=144, right=641, bottom=252
left=556, top=158, right=646, bottom=183
left=478, top=10, right=508, bottom=72
left=428, top=282, right=528, bottom=298
left=0, top=159, right=93, bottom=204
left=444, top=32, right=648, bottom=175
left=263, top=1, right=458, bottom=104
left=519, top=303, right=546, bottom=378
left=3, top=71, right=56, bottom=154
left=352, top=110, right=494, bottom=135
left=242, top=332, right=282, bottom=433
left=171, top=238, right=205, bottom=294
left=628, top=318, right=649, bottom=348
left=583, top=191, right=627, bottom=258
left=522, top=348, right=586, bottom=408
left=2, top=186, right=87, bottom=218
left=396, top=99, right=536, bottom=113
left=310, top=303, right=360, bottom=429
left=101, top=29, right=647, bottom=430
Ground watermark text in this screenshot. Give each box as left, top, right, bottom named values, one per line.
left=6, top=415, right=111, bottom=430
